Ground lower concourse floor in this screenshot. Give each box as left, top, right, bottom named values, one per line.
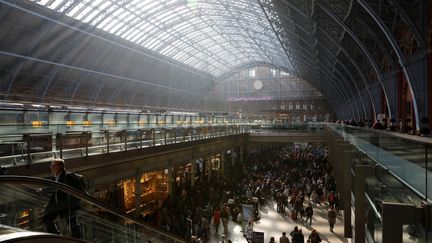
left=208, top=199, right=349, bottom=243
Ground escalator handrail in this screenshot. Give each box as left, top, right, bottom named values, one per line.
left=0, top=175, right=186, bottom=243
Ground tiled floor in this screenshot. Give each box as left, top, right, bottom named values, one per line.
left=208, top=200, right=350, bottom=243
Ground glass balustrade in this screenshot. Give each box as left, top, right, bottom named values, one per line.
left=330, top=124, right=431, bottom=202
left=0, top=125, right=249, bottom=167
left=333, top=125, right=431, bottom=243
left=0, top=176, right=185, bottom=242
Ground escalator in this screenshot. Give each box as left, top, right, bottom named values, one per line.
left=0, top=176, right=186, bottom=243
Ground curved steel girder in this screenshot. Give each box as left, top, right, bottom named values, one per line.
left=124, top=0, right=268, bottom=36
left=85, top=1, right=132, bottom=33
left=334, top=62, right=366, bottom=119
left=76, top=48, right=138, bottom=105
left=385, top=0, right=425, bottom=49
left=332, top=66, right=362, bottom=120
left=274, top=15, right=313, bottom=44
left=264, top=2, right=315, bottom=51
left=325, top=88, right=344, bottom=114
left=261, top=1, right=324, bottom=88
left=170, top=29, right=281, bottom=59
left=317, top=53, right=360, bottom=118
left=315, top=38, right=367, bottom=119
left=318, top=3, right=393, bottom=121
left=279, top=34, right=314, bottom=61
left=149, top=24, right=268, bottom=71
left=316, top=26, right=377, bottom=120
left=327, top=80, right=356, bottom=119
left=357, top=0, right=421, bottom=130
left=130, top=84, right=147, bottom=105
left=318, top=27, right=376, bottom=119
left=126, top=3, right=283, bottom=74
left=279, top=0, right=308, bottom=19
left=275, top=28, right=313, bottom=55
left=4, top=1, right=77, bottom=100
left=0, top=50, right=204, bottom=99
left=160, top=38, right=228, bottom=74
left=318, top=66, right=354, bottom=116
left=332, top=69, right=358, bottom=118
left=355, top=18, right=397, bottom=68
left=317, top=44, right=358, bottom=96
left=69, top=41, right=119, bottom=103
left=154, top=23, right=255, bottom=65
left=258, top=0, right=299, bottom=77
left=40, top=33, right=88, bottom=101
left=1, top=1, right=213, bottom=80
left=319, top=78, right=344, bottom=111
left=220, top=3, right=275, bottom=63
left=344, top=0, right=355, bottom=21
left=108, top=54, right=140, bottom=104
left=172, top=34, right=281, bottom=70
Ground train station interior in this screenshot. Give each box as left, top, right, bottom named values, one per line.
left=0, top=0, right=431, bottom=242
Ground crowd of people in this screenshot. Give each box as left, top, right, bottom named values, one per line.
left=141, top=142, right=339, bottom=242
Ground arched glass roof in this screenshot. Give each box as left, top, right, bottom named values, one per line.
left=30, top=0, right=293, bottom=77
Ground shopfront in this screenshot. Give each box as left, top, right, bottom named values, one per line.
left=205, top=154, right=221, bottom=181
left=92, top=170, right=169, bottom=217
left=174, top=163, right=193, bottom=196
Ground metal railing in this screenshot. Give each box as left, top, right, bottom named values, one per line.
left=0, top=175, right=186, bottom=242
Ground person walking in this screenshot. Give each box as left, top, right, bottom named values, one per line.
left=221, top=203, right=230, bottom=235
left=294, top=198, right=303, bottom=220
left=305, top=203, right=313, bottom=225
left=327, top=205, right=337, bottom=232
left=308, top=229, right=322, bottom=243
left=245, top=220, right=254, bottom=242
left=290, top=226, right=303, bottom=243
left=327, top=191, right=336, bottom=207
left=213, top=206, right=221, bottom=233
left=279, top=231, right=290, bottom=243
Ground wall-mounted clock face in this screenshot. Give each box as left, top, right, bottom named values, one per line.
left=253, top=80, right=264, bottom=91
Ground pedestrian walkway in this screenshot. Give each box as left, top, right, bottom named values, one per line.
left=208, top=200, right=349, bottom=243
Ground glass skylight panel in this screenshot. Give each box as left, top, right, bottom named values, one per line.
left=75, top=4, right=94, bottom=19
left=82, top=8, right=102, bottom=23
left=32, top=0, right=293, bottom=77
left=146, top=36, right=165, bottom=50
left=39, top=0, right=50, bottom=5
left=136, top=1, right=158, bottom=12
left=120, top=21, right=137, bottom=38
left=49, top=0, right=64, bottom=10
left=66, top=2, right=84, bottom=16
left=102, top=18, right=120, bottom=32
left=115, top=8, right=131, bottom=21
left=160, top=45, right=177, bottom=56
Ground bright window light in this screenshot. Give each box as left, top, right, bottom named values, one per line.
left=32, top=0, right=294, bottom=77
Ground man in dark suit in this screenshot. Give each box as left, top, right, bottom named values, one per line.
left=42, top=159, right=81, bottom=238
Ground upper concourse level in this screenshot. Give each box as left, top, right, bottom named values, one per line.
left=0, top=106, right=430, bottom=201
left=0, top=0, right=429, bottom=132
left=0, top=108, right=431, bottom=243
